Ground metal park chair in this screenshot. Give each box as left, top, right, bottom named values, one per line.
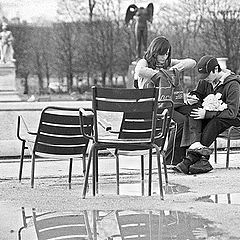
left=32, top=209, right=93, bottom=240
left=214, top=126, right=240, bottom=168
left=80, top=87, right=171, bottom=200
left=115, top=100, right=174, bottom=196
left=19, top=208, right=93, bottom=240
left=115, top=210, right=165, bottom=240
left=17, top=106, right=93, bottom=188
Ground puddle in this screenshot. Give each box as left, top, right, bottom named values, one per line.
left=2, top=207, right=236, bottom=240
left=51, top=181, right=190, bottom=196
left=197, top=193, right=240, bottom=205
left=98, top=182, right=190, bottom=196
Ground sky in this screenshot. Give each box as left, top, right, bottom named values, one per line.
left=1, top=0, right=58, bottom=22
left=1, top=0, right=173, bottom=23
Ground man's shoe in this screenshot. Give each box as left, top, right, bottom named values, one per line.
left=189, top=156, right=213, bottom=174
left=173, top=152, right=201, bottom=174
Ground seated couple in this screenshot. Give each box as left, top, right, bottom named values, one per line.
left=134, top=36, right=240, bottom=174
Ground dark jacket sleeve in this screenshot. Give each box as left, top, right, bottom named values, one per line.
left=205, top=81, right=240, bottom=119
left=190, top=80, right=212, bottom=102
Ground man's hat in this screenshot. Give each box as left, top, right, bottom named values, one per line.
left=197, top=55, right=219, bottom=79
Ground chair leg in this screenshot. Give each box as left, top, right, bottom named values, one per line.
left=68, top=158, right=73, bottom=189
left=148, top=149, right=152, bottom=196
left=82, top=154, right=86, bottom=176
left=19, top=141, right=26, bottom=182
left=30, top=154, right=36, bottom=188
left=116, top=154, right=120, bottom=195
left=92, top=147, right=96, bottom=196
left=153, top=144, right=164, bottom=200
left=82, top=147, right=93, bottom=199
left=214, top=140, right=217, bottom=164
left=95, top=148, right=99, bottom=194
left=227, top=193, right=231, bottom=204
left=141, top=155, right=144, bottom=196
left=226, top=131, right=231, bottom=169
left=162, top=151, right=168, bottom=184
left=171, top=124, right=177, bottom=165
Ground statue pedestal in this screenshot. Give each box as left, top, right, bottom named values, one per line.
left=0, top=63, right=21, bottom=101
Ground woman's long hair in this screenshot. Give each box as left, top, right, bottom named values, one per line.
left=144, top=36, right=171, bottom=69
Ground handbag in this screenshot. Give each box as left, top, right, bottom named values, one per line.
left=143, top=68, right=184, bottom=107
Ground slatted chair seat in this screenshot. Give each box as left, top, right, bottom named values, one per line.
left=17, top=107, right=93, bottom=188
left=80, top=87, right=173, bottom=200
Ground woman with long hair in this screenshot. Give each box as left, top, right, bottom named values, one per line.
left=134, top=36, right=200, bottom=166
left=135, top=36, right=196, bottom=88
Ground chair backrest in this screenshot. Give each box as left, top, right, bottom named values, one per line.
left=116, top=211, right=151, bottom=240
left=32, top=209, right=93, bottom=240
left=116, top=101, right=173, bottom=152
left=92, top=87, right=159, bottom=142
left=33, top=107, right=93, bottom=158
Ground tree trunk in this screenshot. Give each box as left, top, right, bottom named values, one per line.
left=122, top=75, right=126, bottom=88
left=67, top=73, right=73, bottom=93
left=37, top=74, right=43, bottom=94
left=87, top=72, right=90, bottom=87
left=23, top=76, right=29, bottom=94
left=102, top=71, right=106, bottom=87
left=109, top=71, right=113, bottom=87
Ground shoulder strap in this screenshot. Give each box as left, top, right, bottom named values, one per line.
left=158, top=69, right=180, bottom=87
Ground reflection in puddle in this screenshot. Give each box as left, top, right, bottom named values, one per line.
left=94, top=182, right=189, bottom=196
left=16, top=208, right=233, bottom=240
left=197, top=193, right=240, bottom=205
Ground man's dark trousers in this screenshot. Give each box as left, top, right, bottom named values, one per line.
left=201, top=117, right=240, bottom=147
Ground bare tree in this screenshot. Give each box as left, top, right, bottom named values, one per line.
left=57, top=0, right=96, bottom=22
left=202, top=0, right=240, bottom=72
left=53, top=22, right=80, bottom=92
left=11, top=23, right=32, bottom=94
left=153, top=0, right=206, bottom=58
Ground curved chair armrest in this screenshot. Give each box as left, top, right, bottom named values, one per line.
left=79, top=108, right=94, bottom=140
left=28, top=131, right=37, bottom=135
left=158, top=99, right=174, bottom=118
left=17, top=115, right=31, bottom=142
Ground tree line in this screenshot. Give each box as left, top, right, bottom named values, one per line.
left=10, top=0, right=240, bottom=94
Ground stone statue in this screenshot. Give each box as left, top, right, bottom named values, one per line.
left=125, top=3, right=154, bottom=59
left=0, top=22, right=15, bottom=64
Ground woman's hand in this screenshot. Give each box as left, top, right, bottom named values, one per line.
left=187, top=94, right=199, bottom=105
left=190, top=108, right=206, bottom=119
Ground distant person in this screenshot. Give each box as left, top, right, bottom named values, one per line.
left=0, top=22, right=15, bottom=63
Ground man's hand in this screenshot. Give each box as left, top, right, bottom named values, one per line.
left=187, top=94, right=199, bottom=105
left=190, top=108, right=206, bottom=119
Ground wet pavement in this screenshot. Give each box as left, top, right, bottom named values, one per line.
left=2, top=205, right=236, bottom=240
left=2, top=152, right=240, bottom=239
left=197, top=193, right=240, bottom=205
